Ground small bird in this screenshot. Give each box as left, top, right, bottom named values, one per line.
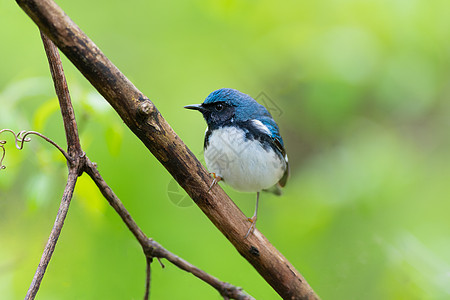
left=185, top=88, right=289, bottom=238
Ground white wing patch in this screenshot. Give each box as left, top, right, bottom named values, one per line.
left=251, top=119, right=271, bottom=135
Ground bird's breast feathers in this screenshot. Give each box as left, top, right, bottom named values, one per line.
left=204, top=124, right=287, bottom=193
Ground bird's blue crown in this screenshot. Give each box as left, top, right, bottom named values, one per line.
left=203, top=88, right=272, bottom=120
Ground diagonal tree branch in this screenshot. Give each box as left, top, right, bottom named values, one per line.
left=16, top=0, right=319, bottom=298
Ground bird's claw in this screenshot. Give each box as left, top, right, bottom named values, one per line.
left=208, top=173, right=222, bottom=192
left=244, top=216, right=257, bottom=239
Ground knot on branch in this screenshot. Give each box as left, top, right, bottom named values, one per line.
left=143, top=238, right=158, bottom=258
left=142, top=239, right=166, bottom=268
left=74, top=151, right=87, bottom=175
left=138, top=100, right=155, bottom=116
left=219, top=282, right=252, bottom=300
left=136, top=99, right=164, bottom=133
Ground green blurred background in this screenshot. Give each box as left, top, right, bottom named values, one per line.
left=1, top=0, right=450, bottom=299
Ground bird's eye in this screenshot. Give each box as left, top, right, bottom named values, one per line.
left=215, top=103, right=223, bottom=111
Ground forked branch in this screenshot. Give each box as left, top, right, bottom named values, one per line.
left=84, top=158, right=254, bottom=300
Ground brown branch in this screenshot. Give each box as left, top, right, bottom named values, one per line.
left=25, top=168, right=78, bottom=300
left=40, top=32, right=82, bottom=157
left=24, top=32, right=86, bottom=300
left=84, top=158, right=149, bottom=243
left=144, top=256, right=152, bottom=300
left=16, top=0, right=319, bottom=298
left=148, top=240, right=254, bottom=300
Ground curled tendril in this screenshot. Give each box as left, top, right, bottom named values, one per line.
left=0, top=144, right=6, bottom=170
left=0, top=129, right=69, bottom=170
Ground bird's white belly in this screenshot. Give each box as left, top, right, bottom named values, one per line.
left=204, top=127, right=285, bottom=192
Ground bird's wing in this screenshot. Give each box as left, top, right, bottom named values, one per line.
left=256, top=118, right=289, bottom=188
left=274, top=138, right=289, bottom=187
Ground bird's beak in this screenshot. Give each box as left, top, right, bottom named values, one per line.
left=184, top=104, right=204, bottom=111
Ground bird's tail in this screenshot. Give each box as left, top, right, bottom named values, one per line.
left=263, top=183, right=283, bottom=196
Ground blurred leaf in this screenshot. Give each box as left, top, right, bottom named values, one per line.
left=75, top=174, right=107, bottom=217
left=25, top=174, right=52, bottom=211
left=32, top=98, right=59, bottom=132
left=105, top=122, right=123, bottom=157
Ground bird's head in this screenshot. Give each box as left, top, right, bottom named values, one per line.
left=185, top=88, right=271, bottom=128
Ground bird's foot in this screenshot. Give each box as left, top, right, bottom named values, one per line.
left=244, top=215, right=257, bottom=239
left=208, top=173, right=222, bottom=192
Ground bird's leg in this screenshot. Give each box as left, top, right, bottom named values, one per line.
left=244, top=191, right=260, bottom=239
left=208, top=172, right=222, bottom=192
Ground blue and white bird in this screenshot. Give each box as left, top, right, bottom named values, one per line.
left=185, top=88, right=289, bottom=238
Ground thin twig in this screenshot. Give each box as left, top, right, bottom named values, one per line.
left=40, top=32, right=82, bottom=157
left=84, top=158, right=149, bottom=245
left=149, top=240, right=254, bottom=300
left=144, top=256, right=152, bottom=300
left=84, top=159, right=254, bottom=300
left=25, top=168, right=78, bottom=300
left=0, top=129, right=70, bottom=169
left=25, top=32, right=85, bottom=300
